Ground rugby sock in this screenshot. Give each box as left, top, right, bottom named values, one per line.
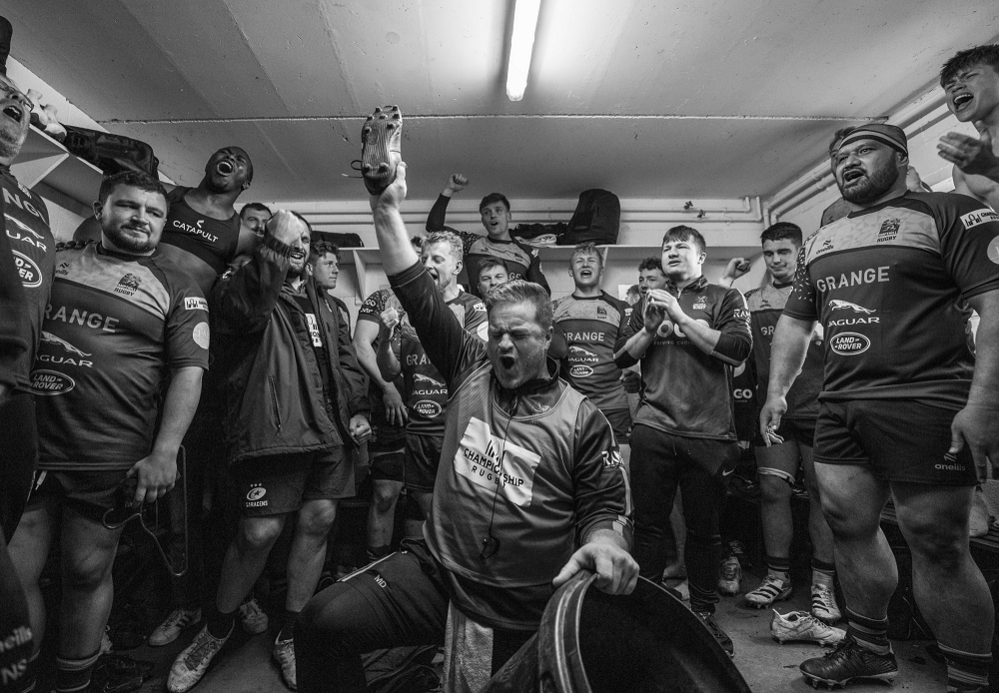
left=277, top=609, right=300, bottom=643
left=54, top=650, right=100, bottom=693
left=205, top=605, right=236, bottom=640
left=764, top=555, right=791, bottom=582
left=810, top=557, right=836, bottom=588
left=845, top=607, right=891, bottom=655
left=366, top=544, right=391, bottom=562
left=939, top=644, right=990, bottom=692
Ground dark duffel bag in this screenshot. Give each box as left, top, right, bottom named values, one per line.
left=62, top=126, right=160, bottom=178
left=556, top=189, right=621, bottom=246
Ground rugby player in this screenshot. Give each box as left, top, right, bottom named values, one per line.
left=167, top=211, right=369, bottom=692
left=762, top=124, right=999, bottom=691
left=375, top=231, right=487, bottom=517
left=738, top=223, right=839, bottom=623
left=240, top=202, right=272, bottom=237
left=637, top=256, right=668, bottom=298
left=146, top=147, right=262, bottom=648
left=425, top=173, right=550, bottom=296
left=476, top=256, right=509, bottom=296
left=0, top=70, right=55, bottom=545
left=0, top=68, right=59, bottom=691
left=355, top=284, right=409, bottom=562
left=74, top=147, right=258, bottom=296
left=937, top=44, right=999, bottom=210
left=616, top=225, right=752, bottom=656
left=297, top=158, right=635, bottom=693
left=553, top=243, right=632, bottom=454
left=10, top=171, right=208, bottom=693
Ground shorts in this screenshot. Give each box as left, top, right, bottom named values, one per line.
left=604, top=408, right=633, bottom=445
left=752, top=417, right=816, bottom=448
left=405, top=433, right=443, bottom=493
left=26, top=469, right=129, bottom=523
left=234, top=447, right=354, bottom=517
left=814, top=399, right=978, bottom=485
left=369, top=422, right=407, bottom=454
left=370, top=448, right=405, bottom=482
left=0, top=392, right=38, bottom=540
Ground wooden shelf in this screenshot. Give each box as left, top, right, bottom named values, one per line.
left=11, top=126, right=103, bottom=205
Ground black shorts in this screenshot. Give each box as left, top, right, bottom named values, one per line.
left=26, top=469, right=129, bottom=523
left=604, top=408, right=633, bottom=445
left=752, top=417, right=816, bottom=448
left=0, top=392, right=38, bottom=540
left=370, top=448, right=405, bottom=482
left=234, top=448, right=354, bottom=517
left=404, top=433, right=443, bottom=493
left=369, top=422, right=407, bottom=454
left=814, top=399, right=978, bottom=485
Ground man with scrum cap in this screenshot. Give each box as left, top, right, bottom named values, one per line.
left=762, top=123, right=999, bottom=691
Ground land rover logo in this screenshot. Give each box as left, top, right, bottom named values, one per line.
left=829, top=332, right=870, bottom=356
left=415, top=400, right=442, bottom=418
left=30, top=369, right=75, bottom=395
left=570, top=365, right=594, bottom=378
left=12, top=250, right=41, bottom=288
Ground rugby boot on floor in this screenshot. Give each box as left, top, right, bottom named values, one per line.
left=799, top=638, right=897, bottom=689
left=771, top=610, right=846, bottom=646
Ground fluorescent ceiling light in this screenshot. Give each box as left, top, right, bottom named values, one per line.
left=506, top=0, right=542, bottom=101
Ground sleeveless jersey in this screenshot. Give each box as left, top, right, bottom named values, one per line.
left=553, top=291, right=630, bottom=411
left=783, top=191, right=999, bottom=408
left=31, top=243, right=210, bottom=470
left=2, top=167, right=55, bottom=391
left=159, top=187, right=241, bottom=276
left=745, top=282, right=822, bottom=419
left=399, top=291, right=487, bottom=435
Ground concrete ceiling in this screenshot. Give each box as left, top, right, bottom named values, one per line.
left=5, top=0, right=999, bottom=203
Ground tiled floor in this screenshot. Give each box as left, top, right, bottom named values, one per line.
left=108, top=570, right=949, bottom=693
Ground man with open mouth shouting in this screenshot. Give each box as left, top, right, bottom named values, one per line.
left=763, top=124, right=999, bottom=692
left=938, top=44, right=999, bottom=212
left=0, top=57, right=55, bottom=693
left=296, top=153, right=635, bottom=693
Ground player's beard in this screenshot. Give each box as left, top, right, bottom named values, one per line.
left=0, top=122, right=26, bottom=160
left=840, top=163, right=899, bottom=205
left=104, top=224, right=156, bottom=253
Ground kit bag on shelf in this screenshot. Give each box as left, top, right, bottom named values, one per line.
left=315, top=231, right=363, bottom=248
left=62, top=126, right=160, bottom=178
left=556, top=188, right=621, bottom=246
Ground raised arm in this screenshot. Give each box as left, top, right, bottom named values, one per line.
left=426, top=173, right=467, bottom=232
left=372, top=164, right=483, bottom=386
left=211, top=211, right=299, bottom=334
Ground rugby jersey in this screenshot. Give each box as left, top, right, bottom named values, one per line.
left=2, top=166, right=55, bottom=392
left=398, top=290, right=487, bottom=436
left=426, top=194, right=550, bottom=295
left=745, top=282, right=822, bottom=419
left=357, top=288, right=406, bottom=433
left=616, top=276, right=752, bottom=441
left=159, top=187, right=241, bottom=277
left=552, top=291, right=630, bottom=412
left=783, top=191, right=999, bottom=408
left=31, top=242, right=209, bottom=470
